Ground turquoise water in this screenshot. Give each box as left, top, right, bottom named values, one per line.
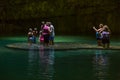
left=0, top=36, right=120, bottom=80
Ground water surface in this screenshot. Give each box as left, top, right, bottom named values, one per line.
left=0, top=36, right=120, bottom=80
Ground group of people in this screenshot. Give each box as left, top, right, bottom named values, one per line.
left=28, top=21, right=55, bottom=46
left=93, top=24, right=111, bottom=48
left=28, top=22, right=110, bottom=48
left=28, top=27, right=38, bottom=44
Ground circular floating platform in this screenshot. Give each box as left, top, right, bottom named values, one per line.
left=6, top=42, right=120, bottom=51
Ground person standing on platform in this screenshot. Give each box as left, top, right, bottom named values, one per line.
left=33, top=28, right=38, bottom=43
left=49, top=22, right=55, bottom=45
left=42, top=22, right=51, bottom=46
left=39, top=21, right=45, bottom=44
left=101, top=25, right=111, bottom=48
left=93, top=24, right=104, bottom=46
left=28, top=28, right=33, bottom=45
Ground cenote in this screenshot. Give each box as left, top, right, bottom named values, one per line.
left=0, top=36, right=120, bottom=80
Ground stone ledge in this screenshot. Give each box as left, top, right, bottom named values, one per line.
left=6, top=42, right=120, bottom=51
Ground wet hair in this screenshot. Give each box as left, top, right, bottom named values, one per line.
left=46, top=22, right=50, bottom=26
left=34, top=28, right=37, bottom=30
left=104, top=25, right=110, bottom=32
left=41, top=21, right=45, bottom=24
left=99, top=24, right=103, bottom=28
left=29, top=28, right=32, bottom=31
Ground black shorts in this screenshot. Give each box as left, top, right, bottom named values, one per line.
left=102, top=38, right=110, bottom=44
left=96, top=38, right=102, bottom=40
left=44, top=34, right=50, bottom=43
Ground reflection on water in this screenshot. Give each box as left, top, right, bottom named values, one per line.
left=28, top=45, right=54, bottom=80
left=0, top=37, right=120, bottom=80
left=93, top=50, right=109, bottom=80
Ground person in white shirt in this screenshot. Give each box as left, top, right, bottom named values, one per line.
left=49, top=22, right=55, bottom=45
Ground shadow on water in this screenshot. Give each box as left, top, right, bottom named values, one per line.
left=27, top=45, right=55, bottom=80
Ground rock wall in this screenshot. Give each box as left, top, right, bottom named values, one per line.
left=0, top=0, right=120, bottom=35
